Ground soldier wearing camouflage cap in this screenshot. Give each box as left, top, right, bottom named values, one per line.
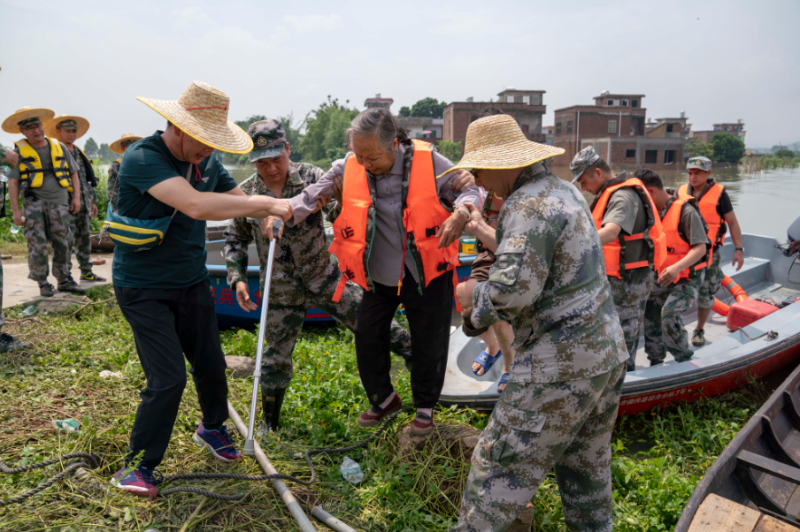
left=571, top=146, right=667, bottom=371
left=224, top=119, right=412, bottom=432
left=46, top=115, right=105, bottom=283
left=679, top=156, right=744, bottom=347
left=446, top=115, right=627, bottom=532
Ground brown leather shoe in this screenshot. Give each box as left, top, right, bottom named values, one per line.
left=357, top=393, right=402, bottom=428
left=411, top=411, right=434, bottom=436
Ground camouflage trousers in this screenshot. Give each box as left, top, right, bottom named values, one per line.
left=697, top=248, right=723, bottom=309
left=451, top=363, right=626, bottom=532
left=607, top=268, right=654, bottom=370
left=259, top=273, right=412, bottom=391
left=22, top=196, right=72, bottom=284
left=0, top=257, right=5, bottom=332
left=644, top=271, right=704, bottom=363
left=68, top=206, right=93, bottom=275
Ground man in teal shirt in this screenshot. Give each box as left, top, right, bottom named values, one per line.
left=110, top=82, right=293, bottom=499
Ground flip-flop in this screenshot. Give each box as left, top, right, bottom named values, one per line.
left=498, top=372, right=510, bottom=393
left=472, top=350, right=502, bottom=376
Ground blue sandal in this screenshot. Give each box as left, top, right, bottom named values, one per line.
left=472, top=350, right=502, bottom=376
left=498, top=372, right=510, bottom=393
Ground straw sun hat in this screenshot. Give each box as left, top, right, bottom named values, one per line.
left=2, top=107, right=55, bottom=134
left=45, top=114, right=90, bottom=140
left=437, top=114, right=564, bottom=178
left=110, top=133, right=143, bottom=154
left=137, top=81, right=252, bottom=154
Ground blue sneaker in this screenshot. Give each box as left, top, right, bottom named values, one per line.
left=111, top=463, right=160, bottom=499
left=193, top=424, right=242, bottom=462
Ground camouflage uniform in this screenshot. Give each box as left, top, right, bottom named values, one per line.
left=571, top=147, right=654, bottom=370
left=224, top=165, right=412, bottom=392
left=453, top=164, right=628, bottom=532
left=644, top=271, right=704, bottom=363
left=698, top=247, right=724, bottom=309
left=22, top=197, right=73, bottom=283
left=107, top=159, right=120, bottom=212
left=66, top=146, right=96, bottom=276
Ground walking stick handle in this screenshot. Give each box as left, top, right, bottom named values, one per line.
left=273, top=219, right=283, bottom=239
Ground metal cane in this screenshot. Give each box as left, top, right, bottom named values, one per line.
left=243, top=219, right=282, bottom=456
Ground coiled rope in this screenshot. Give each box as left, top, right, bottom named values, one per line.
left=0, top=407, right=413, bottom=504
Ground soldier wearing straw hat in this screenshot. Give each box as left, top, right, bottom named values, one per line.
left=107, top=133, right=142, bottom=212
left=3, top=107, right=86, bottom=297
left=46, top=115, right=105, bottom=282
left=446, top=115, right=627, bottom=532
left=108, top=81, right=293, bottom=499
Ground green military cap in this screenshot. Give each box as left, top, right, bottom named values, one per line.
left=687, top=156, right=712, bottom=172
left=248, top=119, right=286, bottom=162
left=569, top=145, right=601, bottom=183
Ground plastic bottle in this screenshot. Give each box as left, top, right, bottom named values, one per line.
left=51, top=419, right=80, bottom=432
left=0, top=164, right=11, bottom=183
left=20, top=305, right=37, bottom=316
left=340, top=456, right=364, bottom=484
left=10, top=215, right=25, bottom=235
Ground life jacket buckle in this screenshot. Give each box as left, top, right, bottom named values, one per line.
left=426, top=225, right=440, bottom=238
left=340, top=226, right=355, bottom=239
left=343, top=268, right=355, bottom=280
left=437, top=261, right=450, bottom=272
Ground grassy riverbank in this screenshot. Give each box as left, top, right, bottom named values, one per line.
left=0, top=286, right=768, bottom=531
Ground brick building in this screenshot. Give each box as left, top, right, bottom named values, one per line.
left=364, top=93, right=393, bottom=110
left=691, top=119, right=745, bottom=144
left=443, top=88, right=547, bottom=145
left=552, top=91, right=688, bottom=167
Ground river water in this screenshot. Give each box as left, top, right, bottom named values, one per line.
left=226, top=164, right=800, bottom=242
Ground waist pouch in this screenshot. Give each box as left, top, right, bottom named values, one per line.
left=103, top=209, right=176, bottom=252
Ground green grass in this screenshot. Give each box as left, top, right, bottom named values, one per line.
left=0, top=287, right=768, bottom=531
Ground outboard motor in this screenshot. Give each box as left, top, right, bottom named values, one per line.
left=785, top=214, right=800, bottom=258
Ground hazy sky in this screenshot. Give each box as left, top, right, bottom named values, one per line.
left=1, top=0, right=798, bottom=150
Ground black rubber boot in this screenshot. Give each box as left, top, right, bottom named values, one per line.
left=261, top=389, right=286, bottom=432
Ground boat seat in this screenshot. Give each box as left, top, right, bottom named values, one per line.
left=723, top=257, right=771, bottom=293
left=736, top=449, right=800, bottom=523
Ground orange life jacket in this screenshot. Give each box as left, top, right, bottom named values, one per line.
left=660, top=195, right=709, bottom=283
left=679, top=182, right=726, bottom=248
left=328, top=140, right=460, bottom=302
left=591, top=177, right=668, bottom=279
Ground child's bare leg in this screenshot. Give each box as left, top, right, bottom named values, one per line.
left=491, top=321, right=515, bottom=391
left=472, top=328, right=500, bottom=376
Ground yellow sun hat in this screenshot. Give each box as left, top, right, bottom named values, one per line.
left=437, top=114, right=564, bottom=178
left=45, top=114, right=91, bottom=140
left=2, top=107, right=55, bottom=134
left=136, top=81, right=252, bottom=154
left=110, top=133, right=144, bottom=154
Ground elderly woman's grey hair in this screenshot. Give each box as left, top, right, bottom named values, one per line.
left=347, top=108, right=410, bottom=156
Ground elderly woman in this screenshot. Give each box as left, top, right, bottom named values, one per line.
left=278, top=108, right=480, bottom=435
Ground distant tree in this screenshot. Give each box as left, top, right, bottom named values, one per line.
left=685, top=138, right=714, bottom=159
left=83, top=137, right=99, bottom=159
left=398, top=106, right=411, bottom=117
left=436, top=140, right=464, bottom=164
left=299, top=96, right=359, bottom=166
left=278, top=113, right=304, bottom=163
left=774, top=148, right=795, bottom=159
left=98, top=142, right=114, bottom=163
left=409, top=97, right=447, bottom=118
left=710, top=132, right=745, bottom=163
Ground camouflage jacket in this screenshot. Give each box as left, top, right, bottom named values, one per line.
left=224, top=162, right=336, bottom=307
left=107, top=160, right=120, bottom=211
left=68, top=145, right=97, bottom=207
left=470, top=164, right=628, bottom=384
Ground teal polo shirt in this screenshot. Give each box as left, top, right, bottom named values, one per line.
left=112, top=131, right=238, bottom=289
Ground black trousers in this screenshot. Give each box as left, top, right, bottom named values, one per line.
left=115, top=280, right=228, bottom=469
left=356, top=267, right=453, bottom=409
